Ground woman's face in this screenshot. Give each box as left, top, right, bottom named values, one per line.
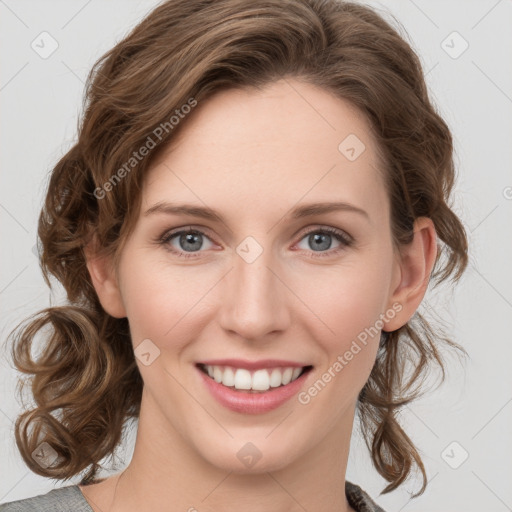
left=107, top=79, right=404, bottom=473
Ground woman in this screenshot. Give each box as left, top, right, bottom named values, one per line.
left=1, top=0, right=468, bottom=510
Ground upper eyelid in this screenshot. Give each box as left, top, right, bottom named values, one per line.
left=162, top=225, right=218, bottom=243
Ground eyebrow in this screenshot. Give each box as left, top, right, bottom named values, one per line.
left=144, top=201, right=369, bottom=222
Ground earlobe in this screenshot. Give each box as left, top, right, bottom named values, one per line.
left=84, top=240, right=127, bottom=319
left=383, top=217, right=437, bottom=332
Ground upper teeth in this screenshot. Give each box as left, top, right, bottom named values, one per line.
left=204, top=365, right=304, bottom=391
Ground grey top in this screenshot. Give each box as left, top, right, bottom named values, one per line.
left=0, top=481, right=385, bottom=511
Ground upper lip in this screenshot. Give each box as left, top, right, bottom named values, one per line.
left=197, top=359, right=311, bottom=371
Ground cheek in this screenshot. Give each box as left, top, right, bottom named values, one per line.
left=303, top=256, right=392, bottom=342
left=310, top=285, right=383, bottom=382
left=299, top=253, right=392, bottom=385
left=118, top=254, right=213, bottom=349
left=298, top=280, right=385, bottom=414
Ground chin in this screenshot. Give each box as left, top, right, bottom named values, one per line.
left=196, top=435, right=302, bottom=474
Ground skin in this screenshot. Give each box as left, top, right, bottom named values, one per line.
left=82, top=78, right=437, bottom=512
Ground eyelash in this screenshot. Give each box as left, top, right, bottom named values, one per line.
left=157, top=225, right=354, bottom=260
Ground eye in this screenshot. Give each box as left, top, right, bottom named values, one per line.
left=159, top=227, right=215, bottom=259
left=157, top=225, right=353, bottom=259
left=294, top=227, right=353, bottom=258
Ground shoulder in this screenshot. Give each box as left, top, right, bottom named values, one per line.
left=0, top=485, right=92, bottom=512
left=346, top=481, right=386, bottom=512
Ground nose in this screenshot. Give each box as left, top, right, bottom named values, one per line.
left=217, top=246, right=290, bottom=342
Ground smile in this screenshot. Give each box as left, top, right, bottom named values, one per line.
left=197, top=363, right=313, bottom=393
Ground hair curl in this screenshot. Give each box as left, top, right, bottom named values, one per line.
left=5, top=0, right=468, bottom=496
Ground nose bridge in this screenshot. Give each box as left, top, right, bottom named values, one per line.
left=219, top=240, right=289, bottom=339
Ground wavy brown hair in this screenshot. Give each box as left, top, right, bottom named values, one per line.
left=4, top=0, right=468, bottom=497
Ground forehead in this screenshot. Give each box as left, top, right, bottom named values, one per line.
left=143, top=79, right=388, bottom=222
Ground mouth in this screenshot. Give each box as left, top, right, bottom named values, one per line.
left=196, top=363, right=314, bottom=393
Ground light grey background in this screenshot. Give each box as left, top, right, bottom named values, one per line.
left=1, top=1, right=511, bottom=510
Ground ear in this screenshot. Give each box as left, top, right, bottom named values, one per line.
left=382, top=217, right=437, bottom=332
left=84, top=237, right=127, bottom=318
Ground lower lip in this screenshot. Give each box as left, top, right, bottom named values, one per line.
left=197, top=366, right=312, bottom=414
